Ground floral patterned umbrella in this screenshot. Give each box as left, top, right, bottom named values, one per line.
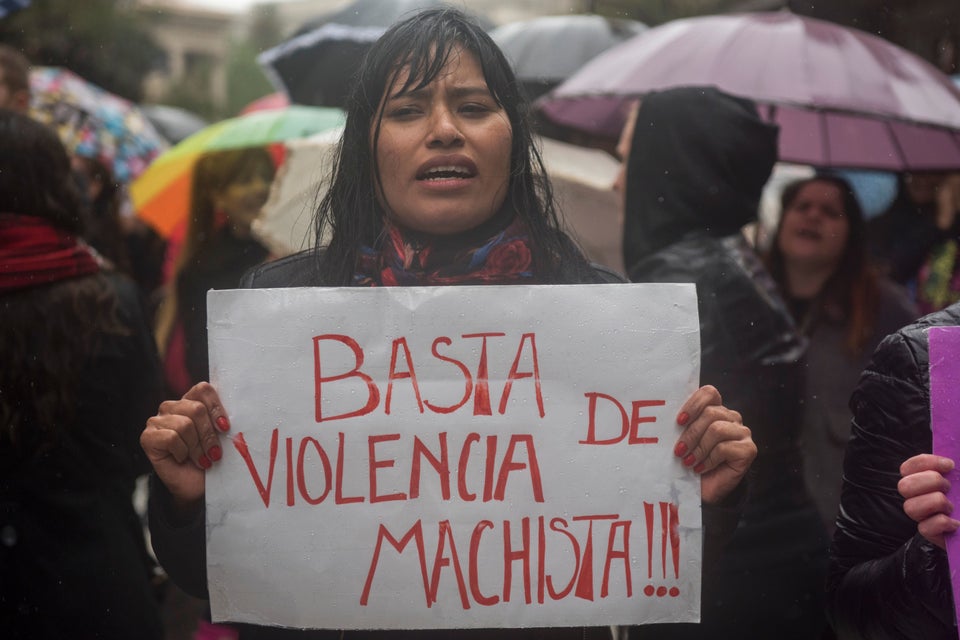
left=29, top=66, right=168, bottom=182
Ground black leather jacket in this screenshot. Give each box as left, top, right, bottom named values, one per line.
left=827, top=302, right=960, bottom=640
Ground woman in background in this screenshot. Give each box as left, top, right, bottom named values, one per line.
left=0, top=110, right=164, bottom=638
left=765, top=175, right=918, bottom=533
left=154, top=147, right=276, bottom=393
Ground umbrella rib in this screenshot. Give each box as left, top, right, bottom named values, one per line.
left=819, top=110, right=831, bottom=167
left=884, top=119, right=908, bottom=171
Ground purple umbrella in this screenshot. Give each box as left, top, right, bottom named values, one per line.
left=537, top=11, right=960, bottom=171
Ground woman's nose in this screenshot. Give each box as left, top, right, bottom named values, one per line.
left=427, top=109, right=464, bottom=147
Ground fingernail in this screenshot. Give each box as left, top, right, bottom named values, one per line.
left=199, top=454, right=211, bottom=469
left=209, top=445, right=222, bottom=462
left=674, top=442, right=688, bottom=457
left=693, top=463, right=705, bottom=473
left=683, top=454, right=696, bottom=467
left=216, top=416, right=230, bottom=432
left=677, top=412, right=689, bottom=426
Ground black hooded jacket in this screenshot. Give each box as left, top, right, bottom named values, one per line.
left=622, top=87, right=808, bottom=516
left=622, top=88, right=827, bottom=639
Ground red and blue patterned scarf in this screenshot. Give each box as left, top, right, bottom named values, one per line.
left=353, top=216, right=538, bottom=286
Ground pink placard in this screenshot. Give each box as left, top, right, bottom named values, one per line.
left=930, top=326, right=960, bottom=625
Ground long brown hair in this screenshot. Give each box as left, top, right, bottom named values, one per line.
left=765, top=175, right=879, bottom=355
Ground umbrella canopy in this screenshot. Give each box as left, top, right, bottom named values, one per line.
left=130, top=105, right=345, bottom=237
left=29, top=66, right=168, bottom=182
left=537, top=12, right=960, bottom=171
left=258, top=0, right=493, bottom=108
left=491, top=14, right=647, bottom=100
left=140, top=104, right=209, bottom=145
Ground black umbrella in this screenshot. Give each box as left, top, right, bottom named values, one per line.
left=258, top=0, right=494, bottom=108
left=491, top=14, right=647, bottom=100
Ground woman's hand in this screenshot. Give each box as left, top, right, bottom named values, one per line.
left=899, top=454, right=960, bottom=550
left=140, top=382, right=231, bottom=514
left=672, top=385, right=756, bottom=505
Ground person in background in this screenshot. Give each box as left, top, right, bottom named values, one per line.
left=0, top=109, right=164, bottom=638
left=70, top=154, right=133, bottom=274
left=827, top=300, right=960, bottom=640
left=140, top=10, right=758, bottom=640
left=867, top=171, right=960, bottom=303
left=0, top=44, right=29, bottom=113
left=153, top=146, right=275, bottom=394
left=763, top=175, right=918, bottom=534
left=615, top=87, right=827, bottom=640
left=70, top=153, right=168, bottom=323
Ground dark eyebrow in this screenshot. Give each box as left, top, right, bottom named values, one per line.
left=387, top=84, right=493, bottom=102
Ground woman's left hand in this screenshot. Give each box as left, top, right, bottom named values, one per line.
left=672, top=385, right=756, bottom=505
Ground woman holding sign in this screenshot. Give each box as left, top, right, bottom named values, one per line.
left=141, top=9, right=757, bottom=639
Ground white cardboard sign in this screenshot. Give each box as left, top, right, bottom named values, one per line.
left=206, top=283, right=702, bottom=630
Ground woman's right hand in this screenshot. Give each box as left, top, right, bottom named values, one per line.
left=140, top=382, right=231, bottom=513
left=898, top=453, right=960, bottom=550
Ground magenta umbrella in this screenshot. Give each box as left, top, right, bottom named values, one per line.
left=536, top=11, right=960, bottom=171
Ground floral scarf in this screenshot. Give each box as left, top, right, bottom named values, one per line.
left=0, top=213, right=101, bottom=294
left=916, top=237, right=960, bottom=314
left=353, top=216, right=538, bottom=286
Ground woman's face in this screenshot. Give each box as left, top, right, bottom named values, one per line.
left=777, top=180, right=850, bottom=271
left=373, top=47, right=513, bottom=236
left=212, top=160, right=274, bottom=234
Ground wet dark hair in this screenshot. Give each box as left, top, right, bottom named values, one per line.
left=313, top=7, right=595, bottom=285
left=0, top=108, right=83, bottom=231
left=764, top=174, right=879, bottom=354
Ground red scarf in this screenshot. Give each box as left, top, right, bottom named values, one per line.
left=353, top=216, right=538, bottom=286
left=0, top=214, right=101, bottom=294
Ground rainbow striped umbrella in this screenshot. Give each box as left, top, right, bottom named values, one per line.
left=130, top=105, right=344, bottom=237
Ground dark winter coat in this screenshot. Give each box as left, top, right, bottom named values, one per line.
left=827, top=301, right=960, bottom=640
left=0, top=272, right=165, bottom=639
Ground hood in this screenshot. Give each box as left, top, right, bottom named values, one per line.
left=621, top=86, right=779, bottom=270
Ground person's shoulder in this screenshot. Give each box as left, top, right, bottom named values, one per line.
left=240, top=249, right=327, bottom=289
left=870, top=301, right=960, bottom=380
left=874, top=276, right=919, bottom=327
left=588, top=263, right=627, bottom=283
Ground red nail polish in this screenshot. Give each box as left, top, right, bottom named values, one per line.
left=674, top=442, right=688, bottom=457
left=683, top=454, right=696, bottom=467
left=209, top=446, right=222, bottom=462
left=216, top=416, right=230, bottom=432
left=677, top=412, right=690, bottom=426
left=199, top=454, right=211, bottom=469
left=693, top=463, right=705, bottom=473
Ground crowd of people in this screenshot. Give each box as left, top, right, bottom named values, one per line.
left=2, top=7, right=960, bottom=640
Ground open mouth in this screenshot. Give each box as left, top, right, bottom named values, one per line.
left=796, top=228, right=822, bottom=240
left=417, top=165, right=476, bottom=181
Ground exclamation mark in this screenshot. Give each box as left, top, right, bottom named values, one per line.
left=668, top=502, right=680, bottom=597
left=642, top=501, right=681, bottom=597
